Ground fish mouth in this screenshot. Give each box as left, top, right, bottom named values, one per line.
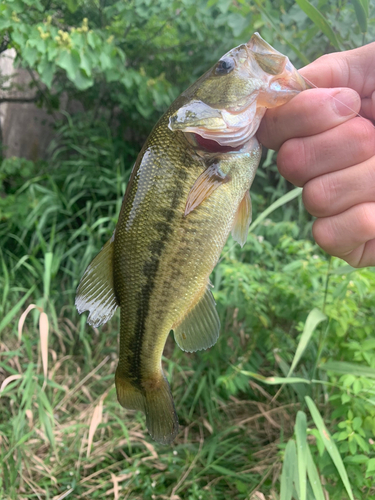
left=191, top=133, right=246, bottom=153
left=172, top=100, right=262, bottom=153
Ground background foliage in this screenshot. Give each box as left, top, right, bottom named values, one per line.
left=1, top=0, right=375, bottom=499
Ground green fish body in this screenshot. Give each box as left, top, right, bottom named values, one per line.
left=76, top=33, right=307, bottom=444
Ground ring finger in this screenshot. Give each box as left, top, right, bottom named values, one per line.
left=303, top=156, right=375, bottom=217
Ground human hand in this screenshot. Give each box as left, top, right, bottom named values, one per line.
left=257, top=42, right=375, bottom=267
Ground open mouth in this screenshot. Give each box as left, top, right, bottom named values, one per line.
left=193, top=133, right=245, bottom=153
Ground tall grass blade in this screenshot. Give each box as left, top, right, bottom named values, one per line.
left=306, top=445, right=325, bottom=500
left=249, top=188, right=302, bottom=233
left=295, top=411, right=308, bottom=500
left=352, top=0, right=368, bottom=33
left=280, top=439, right=297, bottom=500
left=288, top=309, right=327, bottom=377
left=239, top=369, right=310, bottom=385
left=305, top=396, right=354, bottom=500
left=0, top=286, right=36, bottom=334
left=43, top=251, right=53, bottom=303
left=320, top=361, right=375, bottom=378
left=295, top=0, right=341, bottom=49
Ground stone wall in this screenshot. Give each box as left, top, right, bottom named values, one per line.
left=0, top=50, right=83, bottom=161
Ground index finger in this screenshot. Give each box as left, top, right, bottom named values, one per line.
left=257, top=87, right=360, bottom=151
left=301, top=41, right=375, bottom=96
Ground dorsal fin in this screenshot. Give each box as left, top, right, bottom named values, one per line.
left=172, top=285, right=220, bottom=352
left=75, top=233, right=119, bottom=327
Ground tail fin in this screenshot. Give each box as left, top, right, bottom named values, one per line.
left=115, top=370, right=179, bottom=445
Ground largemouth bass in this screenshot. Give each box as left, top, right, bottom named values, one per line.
left=76, top=33, right=307, bottom=444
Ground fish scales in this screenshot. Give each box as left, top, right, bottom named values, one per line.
left=75, top=33, right=308, bottom=444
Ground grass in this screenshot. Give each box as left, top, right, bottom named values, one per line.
left=0, top=319, right=297, bottom=499
left=2, top=238, right=375, bottom=499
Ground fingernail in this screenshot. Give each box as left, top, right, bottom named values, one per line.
left=333, top=89, right=360, bottom=116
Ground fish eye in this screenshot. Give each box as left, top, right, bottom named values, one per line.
left=215, top=57, right=235, bottom=76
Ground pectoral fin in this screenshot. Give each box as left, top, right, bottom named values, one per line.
left=75, top=233, right=119, bottom=327
left=231, top=190, right=252, bottom=247
left=172, top=285, right=220, bottom=352
left=185, top=163, right=230, bottom=216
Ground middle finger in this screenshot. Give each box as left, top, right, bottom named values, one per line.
left=277, top=117, right=375, bottom=187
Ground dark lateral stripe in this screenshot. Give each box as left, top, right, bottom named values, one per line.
left=130, top=173, right=187, bottom=388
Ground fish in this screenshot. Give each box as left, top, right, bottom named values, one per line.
left=75, top=33, right=308, bottom=444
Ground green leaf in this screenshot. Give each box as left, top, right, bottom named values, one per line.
left=366, top=458, right=375, bottom=478
left=305, top=397, right=354, bottom=500
left=239, top=369, right=310, bottom=385
left=252, top=0, right=309, bottom=64
left=74, top=69, right=94, bottom=90
left=209, top=464, right=252, bottom=481
left=295, top=0, right=341, bottom=49
left=57, top=49, right=80, bottom=82
left=64, top=0, right=79, bottom=13
left=351, top=0, right=367, bottom=33
left=79, top=51, right=92, bottom=76
left=280, top=439, right=297, bottom=500
left=249, top=188, right=302, bottom=233
left=99, top=51, right=112, bottom=71
left=295, top=412, right=308, bottom=500
left=319, top=361, right=375, bottom=379
left=227, top=13, right=248, bottom=37
left=37, top=59, right=55, bottom=88
left=330, top=264, right=357, bottom=275
left=288, top=308, right=327, bottom=377
left=306, top=446, right=325, bottom=500
left=23, top=45, right=38, bottom=67
left=360, top=0, right=369, bottom=15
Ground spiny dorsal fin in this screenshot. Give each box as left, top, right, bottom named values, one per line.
left=231, top=190, right=252, bottom=247
left=75, top=233, right=119, bottom=327
left=172, top=285, right=220, bottom=352
left=185, top=163, right=230, bottom=216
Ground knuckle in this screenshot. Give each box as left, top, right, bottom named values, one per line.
left=302, top=176, right=333, bottom=216
left=277, top=139, right=307, bottom=185
left=356, top=203, right=375, bottom=236
left=312, top=218, right=337, bottom=254
left=350, top=117, right=375, bottom=155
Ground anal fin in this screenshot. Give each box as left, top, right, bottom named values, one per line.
left=231, top=190, right=252, bottom=247
left=75, top=233, right=119, bottom=327
left=172, top=285, right=220, bottom=352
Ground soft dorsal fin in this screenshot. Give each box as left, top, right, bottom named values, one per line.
left=75, top=233, right=119, bottom=327
left=231, top=190, right=252, bottom=247
left=185, top=163, right=230, bottom=216
left=172, top=285, right=220, bottom=352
